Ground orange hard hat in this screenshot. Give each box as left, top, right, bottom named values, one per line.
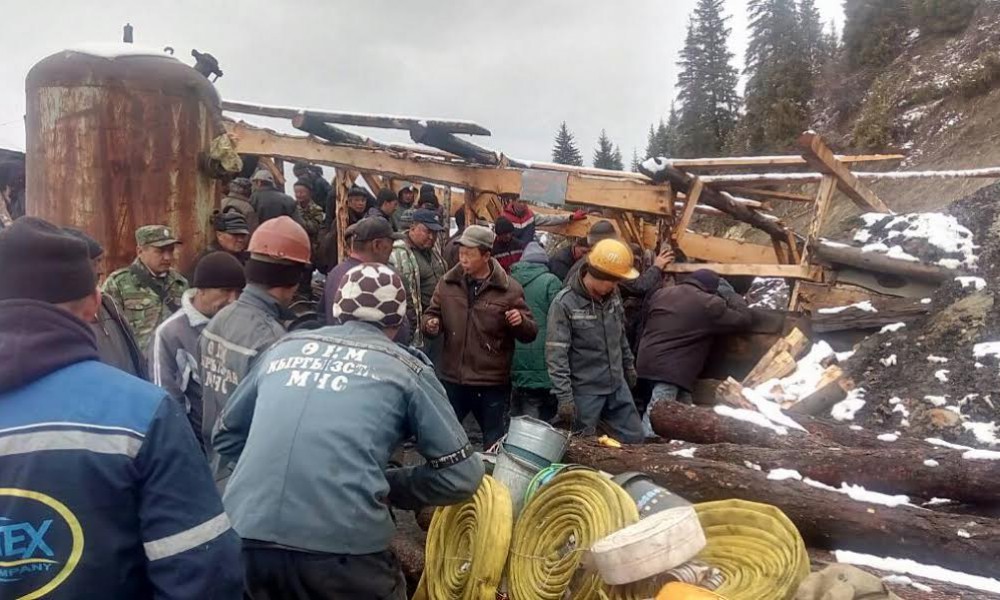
left=657, top=582, right=727, bottom=600
left=247, top=216, right=311, bottom=265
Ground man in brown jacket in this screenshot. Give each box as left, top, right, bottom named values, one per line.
left=423, top=225, right=538, bottom=449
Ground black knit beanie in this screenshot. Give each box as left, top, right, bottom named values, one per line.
left=0, top=217, right=96, bottom=303
left=194, top=251, right=247, bottom=290
left=245, top=257, right=303, bottom=288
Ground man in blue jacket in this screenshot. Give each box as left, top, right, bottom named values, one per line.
left=216, top=262, right=484, bottom=599
left=0, top=217, right=242, bottom=599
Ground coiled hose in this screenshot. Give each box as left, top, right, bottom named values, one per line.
left=413, top=475, right=513, bottom=600
left=693, top=500, right=810, bottom=600
left=506, top=469, right=643, bottom=600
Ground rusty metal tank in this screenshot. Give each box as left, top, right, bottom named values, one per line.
left=26, top=44, right=223, bottom=272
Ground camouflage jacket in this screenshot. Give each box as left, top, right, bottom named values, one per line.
left=103, top=259, right=188, bottom=355
left=389, top=240, right=445, bottom=349
left=299, top=202, right=327, bottom=258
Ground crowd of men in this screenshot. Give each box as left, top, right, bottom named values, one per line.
left=0, top=162, right=752, bottom=599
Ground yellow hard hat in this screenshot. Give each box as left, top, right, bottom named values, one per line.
left=657, top=582, right=727, bottom=600
left=587, top=238, right=640, bottom=280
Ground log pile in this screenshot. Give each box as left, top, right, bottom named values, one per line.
left=563, top=399, right=1000, bottom=580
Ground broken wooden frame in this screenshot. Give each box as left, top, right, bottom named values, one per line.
left=221, top=102, right=919, bottom=288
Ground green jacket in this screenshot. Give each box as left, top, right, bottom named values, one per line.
left=102, top=259, right=188, bottom=355
left=510, top=261, right=561, bottom=389
left=389, top=239, right=445, bottom=349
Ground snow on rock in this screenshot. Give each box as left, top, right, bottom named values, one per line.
left=834, top=550, right=1000, bottom=595
left=973, top=342, right=1000, bottom=359
left=957, top=529, right=972, bottom=539
left=714, top=405, right=788, bottom=435
left=925, top=395, right=948, bottom=407
left=880, top=322, right=907, bottom=334
left=921, top=298, right=933, bottom=305
left=832, top=389, right=866, bottom=422
left=962, top=421, right=999, bottom=446
left=854, top=212, right=978, bottom=269
left=963, top=449, right=1000, bottom=460
left=882, top=575, right=933, bottom=593
left=924, top=459, right=940, bottom=467
left=849, top=425, right=864, bottom=431
left=935, top=369, right=950, bottom=383
left=745, top=277, right=790, bottom=310
left=880, top=354, right=897, bottom=367
left=893, top=403, right=911, bottom=419
left=641, top=157, right=668, bottom=174
left=927, top=355, right=949, bottom=363
left=835, top=350, right=855, bottom=363
left=744, top=461, right=762, bottom=471
left=767, top=468, right=802, bottom=481
left=818, top=301, right=877, bottom=315
left=877, top=433, right=899, bottom=442
left=669, top=448, right=696, bottom=458
left=956, top=276, right=987, bottom=291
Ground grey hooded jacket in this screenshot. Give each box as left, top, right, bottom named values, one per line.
left=200, top=284, right=291, bottom=484
left=150, top=289, right=210, bottom=444
left=546, top=268, right=634, bottom=402
left=214, top=321, right=484, bottom=554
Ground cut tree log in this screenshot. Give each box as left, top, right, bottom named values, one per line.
left=787, top=366, right=852, bottom=416
left=714, top=377, right=754, bottom=409
left=639, top=161, right=789, bottom=239
left=809, top=301, right=931, bottom=333
left=650, top=397, right=810, bottom=450
left=676, top=442, right=1000, bottom=505
left=409, top=123, right=500, bottom=166
left=565, top=440, right=1000, bottom=579
left=292, top=113, right=370, bottom=146
left=742, top=328, right=809, bottom=387
left=812, top=242, right=956, bottom=283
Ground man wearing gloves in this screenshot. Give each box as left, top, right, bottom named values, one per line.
left=216, top=263, right=483, bottom=600
left=546, top=238, right=644, bottom=443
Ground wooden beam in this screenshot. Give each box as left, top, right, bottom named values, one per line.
left=360, top=172, right=383, bottom=194
left=222, top=100, right=491, bottom=136
left=666, top=154, right=904, bottom=170
left=227, top=122, right=671, bottom=215
left=674, top=179, right=703, bottom=243
left=665, top=263, right=822, bottom=279
left=256, top=156, right=285, bottom=186
left=716, top=186, right=814, bottom=203
left=790, top=175, right=837, bottom=311
left=409, top=123, right=499, bottom=166
left=798, top=132, right=889, bottom=213
left=677, top=232, right=781, bottom=265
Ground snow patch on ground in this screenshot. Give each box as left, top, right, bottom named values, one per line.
left=963, top=421, right=999, bottom=446
left=927, top=355, right=949, bottom=363
left=831, top=389, right=866, bottom=422
left=880, top=354, right=897, bottom=367
left=818, top=301, right=877, bottom=314
left=924, top=395, right=948, bottom=407
left=834, top=550, right=1000, bottom=594
left=714, top=405, right=788, bottom=435
left=956, top=276, right=987, bottom=291
left=877, top=433, right=899, bottom=442
left=743, top=461, right=762, bottom=471
left=669, top=448, right=696, bottom=458
left=924, top=459, right=939, bottom=467
left=935, top=369, right=950, bottom=383
left=957, top=529, right=972, bottom=539
left=963, top=449, right=1000, bottom=460
left=880, top=322, right=907, bottom=334
left=926, top=438, right=974, bottom=450
left=973, top=342, right=1000, bottom=359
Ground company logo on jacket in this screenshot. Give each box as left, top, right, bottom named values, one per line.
left=0, top=488, right=83, bottom=597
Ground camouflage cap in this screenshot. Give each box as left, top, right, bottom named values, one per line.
left=136, top=225, right=181, bottom=248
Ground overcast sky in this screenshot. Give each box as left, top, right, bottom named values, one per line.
left=0, top=0, right=844, bottom=163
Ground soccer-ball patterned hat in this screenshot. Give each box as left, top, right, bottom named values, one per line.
left=332, top=263, right=407, bottom=328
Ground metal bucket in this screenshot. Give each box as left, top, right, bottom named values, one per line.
left=612, top=472, right=691, bottom=518
left=504, top=416, right=570, bottom=469
left=493, top=445, right=541, bottom=517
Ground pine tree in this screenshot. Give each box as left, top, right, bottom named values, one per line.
left=912, top=0, right=977, bottom=35
left=739, top=0, right=813, bottom=152
left=551, top=121, right=583, bottom=166
left=593, top=129, right=620, bottom=169
left=645, top=123, right=659, bottom=159
left=843, top=0, right=909, bottom=69
left=664, top=106, right=681, bottom=157
left=798, top=0, right=826, bottom=76
left=675, top=0, right=741, bottom=157
left=611, top=145, right=624, bottom=171
left=823, top=21, right=841, bottom=57
left=630, top=148, right=641, bottom=172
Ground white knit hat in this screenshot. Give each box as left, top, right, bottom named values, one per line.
left=332, top=263, right=407, bottom=328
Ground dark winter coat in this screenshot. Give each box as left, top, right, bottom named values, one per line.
left=550, top=245, right=578, bottom=281
left=249, top=186, right=303, bottom=225
left=545, top=269, right=633, bottom=402
left=510, top=262, right=562, bottom=389
left=0, top=300, right=242, bottom=599
left=93, top=293, right=147, bottom=379
left=423, top=259, right=538, bottom=386
left=636, top=279, right=752, bottom=392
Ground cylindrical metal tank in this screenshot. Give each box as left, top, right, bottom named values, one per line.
left=26, top=45, right=223, bottom=272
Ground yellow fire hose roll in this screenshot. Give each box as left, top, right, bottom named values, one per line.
left=507, top=469, right=641, bottom=600
left=693, top=500, right=810, bottom=600
left=414, top=475, right=513, bottom=600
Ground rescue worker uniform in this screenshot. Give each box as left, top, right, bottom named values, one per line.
left=216, top=264, right=483, bottom=600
